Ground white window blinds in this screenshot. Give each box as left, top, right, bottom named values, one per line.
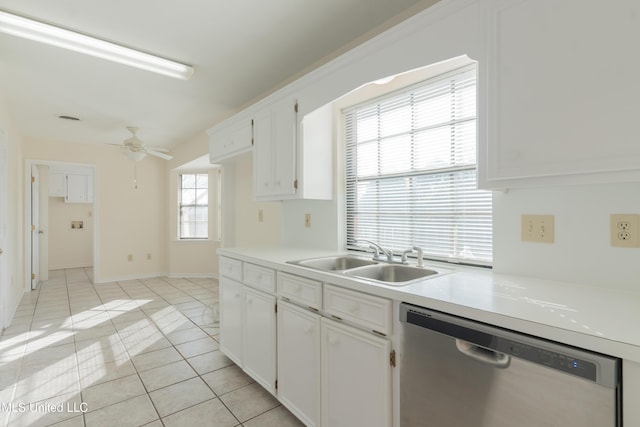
left=344, top=65, right=493, bottom=265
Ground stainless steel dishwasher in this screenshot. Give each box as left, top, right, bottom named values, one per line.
left=399, top=303, right=622, bottom=427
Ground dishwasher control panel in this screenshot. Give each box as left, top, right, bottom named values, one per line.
left=498, top=341, right=597, bottom=381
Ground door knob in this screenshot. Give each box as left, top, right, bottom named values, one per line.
left=38, top=230, right=44, bottom=234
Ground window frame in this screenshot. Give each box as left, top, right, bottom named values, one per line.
left=343, top=64, right=493, bottom=266
left=178, top=172, right=209, bottom=240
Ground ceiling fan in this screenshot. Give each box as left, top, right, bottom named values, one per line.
left=112, top=127, right=173, bottom=161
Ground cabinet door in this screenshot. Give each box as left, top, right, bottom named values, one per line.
left=219, top=277, right=243, bottom=366
left=321, top=318, right=392, bottom=427
left=482, top=0, right=640, bottom=188
left=209, top=119, right=253, bottom=163
left=271, top=98, right=297, bottom=197
left=49, top=172, right=66, bottom=197
left=253, top=98, right=298, bottom=200
left=253, top=109, right=274, bottom=198
left=66, top=173, right=93, bottom=203
left=278, top=301, right=321, bottom=427
left=243, top=286, right=277, bottom=394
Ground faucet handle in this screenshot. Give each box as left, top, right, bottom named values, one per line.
left=412, top=246, right=424, bottom=267
left=368, top=245, right=380, bottom=258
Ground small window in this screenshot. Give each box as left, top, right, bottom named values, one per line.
left=344, top=65, right=492, bottom=265
left=179, top=173, right=208, bottom=239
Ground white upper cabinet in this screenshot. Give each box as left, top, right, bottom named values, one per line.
left=253, top=98, right=298, bottom=199
left=48, top=171, right=66, bottom=197
left=49, top=166, right=94, bottom=203
left=253, top=99, right=333, bottom=201
left=66, top=173, right=93, bottom=203
left=208, top=119, right=253, bottom=163
left=480, top=0, right=640, bottom=189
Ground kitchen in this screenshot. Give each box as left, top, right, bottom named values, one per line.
left=1, top=0, right=640, bottom=426
left=212, top=0, right=640, bottom=425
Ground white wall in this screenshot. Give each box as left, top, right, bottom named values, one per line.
left=48, top=197, right=93, bottom=269
left=0, top=95, right=25, bottom=328
left=233, top=153, right=282, bottom=247
left=492, top=183, right=640, bottom=291
left=167, top=168, right=220, bottom=277
left=166, top=132, right=223, bottom=277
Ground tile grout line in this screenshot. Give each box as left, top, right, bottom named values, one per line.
left=6, top=270, right=288, bottom=427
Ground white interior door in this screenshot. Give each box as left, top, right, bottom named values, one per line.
left=31, top=165, right=40, bottom=290
left=0, top=128, right=7, bottom=328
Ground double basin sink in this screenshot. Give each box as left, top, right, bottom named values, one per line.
left=288, top=255, right=442, bottom=286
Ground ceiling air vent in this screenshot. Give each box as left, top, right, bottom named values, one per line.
left=58, top=115, right=80, bottom=121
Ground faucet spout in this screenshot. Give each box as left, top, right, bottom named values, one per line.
left=355, top=239, right=393, bottom=262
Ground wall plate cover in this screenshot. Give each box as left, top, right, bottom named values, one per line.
left=610, top=214, right=639, bottom=248
left=521, top=214, right=554, bottom=243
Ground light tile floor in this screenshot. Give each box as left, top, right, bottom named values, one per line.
left=0, top=268, right=304, bottom=427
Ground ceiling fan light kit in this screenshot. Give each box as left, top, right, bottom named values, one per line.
left=115, top=127, right=173, bottom=162
left=124, top=151, right=146, bottom=162
left=0, top=9, right=194, bottom=80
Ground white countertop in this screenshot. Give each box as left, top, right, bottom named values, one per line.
left=218, top=246, right=640, bottom=363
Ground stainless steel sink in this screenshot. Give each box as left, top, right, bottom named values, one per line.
left=288, top=255, right=379, bottom=271
left=344, top=264, right=439, bottom=285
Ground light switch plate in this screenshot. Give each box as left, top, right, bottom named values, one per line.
left=521, top=214, right=554, bottom=243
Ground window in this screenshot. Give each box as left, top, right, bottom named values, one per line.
left=179, top=173, right=208, bottom=239
left=344, top=65, right=492, bottom=265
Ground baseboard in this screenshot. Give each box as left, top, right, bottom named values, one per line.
left=81, top=272, right=219, bottom=284
left=167, top=273, right=219, bottom=280
left=93, top=272, right=170, bottom=284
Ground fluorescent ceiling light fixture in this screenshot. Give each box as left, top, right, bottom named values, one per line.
left=0, top=10, right=194, bottom=80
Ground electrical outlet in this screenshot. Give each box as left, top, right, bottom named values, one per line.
left=305, top=213, right=311, bottom=228
left=521, top=214, right=554, bottom=243
left=258, top=209, right=264, bottom=223
left=610, top=214, right=639, bottom=248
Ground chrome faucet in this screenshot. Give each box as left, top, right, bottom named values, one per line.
left=355, top=239, right=394, bottom=262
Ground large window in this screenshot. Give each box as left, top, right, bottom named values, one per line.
left=344, top=65, right=492, bottom=265
left=179, top=173, right=208, bottom=239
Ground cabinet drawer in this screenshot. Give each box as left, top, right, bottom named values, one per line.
left=323, top=284, right=392, bottom=336
left=243, top=263, right=276, bottom=293
left=219, top=257, right=242, bottom=281
left=277, top=272, right=322, bottom=310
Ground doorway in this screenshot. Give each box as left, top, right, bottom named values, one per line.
left=26, top=160, right=96, bottom=291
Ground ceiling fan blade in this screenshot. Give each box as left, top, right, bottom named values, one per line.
left=146, top=150, right=173, bottom=160
left=145, top=146, right=170, bottom=153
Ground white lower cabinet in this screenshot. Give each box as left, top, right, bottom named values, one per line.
left=321, top=318, right=392, bottom=427
left=219, top=274, right=277, bottom=395
left=277, top=300, right=321, bottom=427
left=243, top=286, right=277, bottom=394
left=220, top=257, right=393, bottom=427
left=219, top=277, right=243, bottom=366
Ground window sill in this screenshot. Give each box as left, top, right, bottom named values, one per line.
left=172, top=239, right=221, bottom=245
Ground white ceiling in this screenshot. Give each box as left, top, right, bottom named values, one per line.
left=0, top=0, right=437, bottom=151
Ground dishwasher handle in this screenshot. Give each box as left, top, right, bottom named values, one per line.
left=455, top=339, right=511, bottom=369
